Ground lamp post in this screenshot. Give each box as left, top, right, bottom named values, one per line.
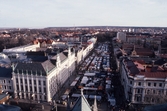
left=66, top=95, right=71, bottom=111
left=41, top=93, right=45, bottom=110
left=29, top=93, right=34, bottom=110
left=19, top=92, right=21, bottom=99
left=53, top=100, right=57, bottom=111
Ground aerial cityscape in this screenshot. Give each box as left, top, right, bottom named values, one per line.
left=0, top=0, right=167, bottom=111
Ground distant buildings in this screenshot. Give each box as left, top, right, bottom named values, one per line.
left=113, top=32, right=167, bottom=107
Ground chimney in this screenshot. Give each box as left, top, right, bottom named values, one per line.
left=152, top=60, right=155, bottom=67
left=144, top=65, right=147, bottom=72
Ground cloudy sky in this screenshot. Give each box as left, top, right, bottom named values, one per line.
left=0, top=0, right=167, bottom=28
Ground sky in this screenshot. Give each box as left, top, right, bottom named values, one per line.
left=0, top=0, right=167, bottom=28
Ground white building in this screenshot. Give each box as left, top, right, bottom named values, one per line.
left=3, top=43, right=40, bottom=53
left=117, top=32, right=126, bottom=42
left=120, top=57, right=167, bottom=105
left=12, top=47, right=76, bottom=102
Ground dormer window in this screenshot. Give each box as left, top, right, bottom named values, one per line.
left=138, top=82, right=141, bottom=86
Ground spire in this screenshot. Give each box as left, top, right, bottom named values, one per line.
left=12, top=63, right=15, bottom=72
left=131, top=44, right=137, bottom=56
left=81, top=88, right=84, bottom=96
left=71, top=88, right=91, bottom=111
left=68, top=47, right=71, bottom=57
left=93, top=95, right=98, bottom=111
left=56, top=53, right=60, bottom=67
left=31, top=70, right=33, bottom=75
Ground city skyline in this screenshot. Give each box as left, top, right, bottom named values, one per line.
left=0, top=0, right=167, bottom=28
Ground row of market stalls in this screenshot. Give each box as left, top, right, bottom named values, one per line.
left=61, top=43, right=116, bottom=107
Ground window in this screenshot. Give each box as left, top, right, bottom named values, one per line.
left=16, top=78, right=18, bottom=83
left=17, top=85, right=19, bottom=90
left=29, top=80, right=31, bottom=84
left=8, top=80, right=10, bottom=83
left=148, top=82, right=151, bottom=86
left=152, top=98, right=155, bottom=103
left=9, top=86, right=11, bottom=90
left=34, top=86, right=37, bottom=92
left=21, top=85, right=23, bottom=91
left=44, top=87, right=46, bottom=93
left=153, top=90, right=155, bottom=94
left=138, top=82, right=141, bottom=86
left=30, top=86, right=32, bottom=91
left=154, top=83, right=156, bottom=87
left=130, top=81, right=132, bottom=84
left=26, top=94, right=28, bottom=98
left=22, top=93, right=24, bottom=99
left=34, top=80, right=36, bottom=85
left=147, top=90, right=150, bottom=94
left=159, top=83, right=162, bottom=87
left=25, top=86, right=28, bottom=90
left=38, top=81, right=41, bottom=85
left=137, top=89, right=140, bottom=93
left=25, top=79, right=27, bottom=84
left=39, top=87, right=41, bottom=92
left=43, top=81, right=46, bottom=86
left=20, top=79, right=22, bottom=83
left=4, top=80, right=5, bottom=83
left=35, top=95, right=37, bottom=99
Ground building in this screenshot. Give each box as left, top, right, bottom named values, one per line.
left=71, top=89, right=97, bottom=111
left=117, top=32, right=126, bottom=42
left=120, top=57, right=167, bottom=106
left=12, top=47, right=76, bottom=102
left=0, top=67, right=13, bottom=94
left=3, top=43, right=40, bottom=53
left=0, top=85, right=9, bottom=104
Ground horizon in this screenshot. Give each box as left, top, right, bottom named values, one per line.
left=0, top=0, right=167, bottom=28
left=0, top=25, right=167, bottom=29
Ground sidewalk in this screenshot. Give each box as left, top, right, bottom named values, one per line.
left=53, top=71, right=77, bottom=101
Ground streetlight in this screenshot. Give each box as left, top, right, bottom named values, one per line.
left=41, top=93, right=45, bottom=110
left=53, top=100, right=57, bottom=111
left=66, top=95, right=70, bottom=111
left=19, top=92, right=21, bottom=99
left=30, top=94, right=34, bottom=104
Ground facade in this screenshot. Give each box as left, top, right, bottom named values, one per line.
left=76, top=47, right=84, bottom=65
left=0, top=67, right=13, bottom=93
left=12, top=47, right=76, bottom=102
left=117, top=32, right=126, bottom=42
left=120, top=57, right=167, bottom=105
left=82, top=42, right=94, bottom=59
